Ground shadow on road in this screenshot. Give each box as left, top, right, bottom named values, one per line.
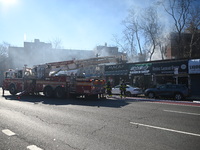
left=3, top=93, right=197, bottom=108
left=2, top=95, right=132, bottom=108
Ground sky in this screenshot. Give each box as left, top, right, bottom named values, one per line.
left=0, top=0, right=153, bottom=50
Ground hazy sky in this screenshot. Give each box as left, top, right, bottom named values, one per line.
left=0, top=0, right=153, bottom=50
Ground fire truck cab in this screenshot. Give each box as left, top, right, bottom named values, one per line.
left=2, top=67, right=34, bottom=95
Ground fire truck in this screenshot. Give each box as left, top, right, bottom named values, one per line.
left=2, top=57, right=115, bottom=99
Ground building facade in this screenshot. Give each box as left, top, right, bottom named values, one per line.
left=8, top=40, right=125, bottom=69
left=188, top=59, right=200, bottom=96
left=8, top=39, right=96, bottom=69
left=166, top=32, right=200, bottom=59
left=104, top=58, right=200, bottom=96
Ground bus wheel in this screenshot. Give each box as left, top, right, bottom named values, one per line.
left=43, top=86, right=53, bottom=98
left=55, top=87, right=65, bottom=98
left=9, top=84, right=17, bottom=95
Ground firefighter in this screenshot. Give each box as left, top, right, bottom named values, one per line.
left=106, top=81, right=112, bottom=97
left=2, top=87, right=5, bottom=97
left=120, top=80, right=126, bottom=98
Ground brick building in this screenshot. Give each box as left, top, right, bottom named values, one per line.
left=166, top=32, right=200, bottom=59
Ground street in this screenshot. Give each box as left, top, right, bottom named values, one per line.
left=0, top=88, right=200, bottom=150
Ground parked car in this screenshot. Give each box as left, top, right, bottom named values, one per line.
left=144, top=84, right=190, bottom=100
left=112, top=85, right=143, bottom=97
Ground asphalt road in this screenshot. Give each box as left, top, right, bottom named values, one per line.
left=0, top=89, right=200, bottom=150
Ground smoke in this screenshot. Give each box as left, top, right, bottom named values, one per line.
left=94, top=43, right=119, bottom=58
left=9, top=48, right=95, bottom=69
left=8, top=40, right=120, bottom=69
left=23, top=33, right=27, bottom=42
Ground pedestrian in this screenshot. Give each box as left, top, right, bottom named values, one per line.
left=106, top=81, right=112, bottom=97
left=120, top=80, right=126, bottom=98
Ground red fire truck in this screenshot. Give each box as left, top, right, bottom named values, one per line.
left=2, top=58, right=106, bottom=99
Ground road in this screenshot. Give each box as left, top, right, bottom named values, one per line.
left=0, top=89, right=200, bottom=150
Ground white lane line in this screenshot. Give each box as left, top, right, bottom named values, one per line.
left=164, top=110, right=200, bottom=116
left=130, top=122, right=200, bottom=137
left=2, top=129, right=16, bottom=136
left=144, top=101, right=200, bottom=107
left=27, top=145, right=43, bottom=150
left=2, top=130, right=43, bottom=150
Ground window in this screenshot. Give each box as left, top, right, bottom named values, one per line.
left=159, top=85, right=166, bottom=89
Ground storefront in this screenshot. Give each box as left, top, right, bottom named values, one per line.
left=188, top=59, right=200, bottom=96
left=104, top=64, right=129, bottom=86
left=104, top=59, right=190, bottom=89
left=129, top=63, right=152, bottom=89
left=151, top=60, right=188, bottom=86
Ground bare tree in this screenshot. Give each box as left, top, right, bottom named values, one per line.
left=158, top=41, right=167, bottom=60
left=156, top=33, right=170, bottom=60
left=124, top=9, right=144, bottom=55
left=162, top=0, right=193, bottom=58
left=0, top=42, right=10, bottom=85
left=112, top=34, right=129, bottom=53
left=50, top=38, right=63, bottom=49
left=113, top=9, right=147, bottom=62
left=121, top=11, right=137, bottom=60
left=0, top=42, right=9, bottom=63
left=141, top=7, right=163, bottom=61
left=186, top=5, right=200, bottom=57
left=114, top=4, right=167, bottom=61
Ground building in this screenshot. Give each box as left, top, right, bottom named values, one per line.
left=8, top=39, right=95, bottom=69
left=166, top=32, right=200, bottom=59
left=94, top=43, right=124, bottom=57
left=8, top=39, right=126, bottom=70
left=0, top=58, right=9, bottom=86
left=8, top=39, right=53, bottom=69
left=188, top=59, right=200, bottom=96
left=8, top=46, right=26, bottom=69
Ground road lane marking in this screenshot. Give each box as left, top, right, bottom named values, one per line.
left=130, top=122, right=200, bottom=137
left=2, top=129, right=43, bottom=150
left=143, top=101, right=200, bottom=107
left=2, top=129, right=16, bottom=136
left=27, top=145, right=43, bottom=150
left=164, top=110, right=200, bottom=116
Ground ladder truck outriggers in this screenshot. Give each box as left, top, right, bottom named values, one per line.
left=2, top=56, right=123, bottom=99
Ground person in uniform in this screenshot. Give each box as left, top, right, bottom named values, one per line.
left=106, top=81, right=112, bottom=97
left=120, top=80, right=126, bottom=98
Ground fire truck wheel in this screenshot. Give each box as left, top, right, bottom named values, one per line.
left=55, top=87, right=65, bottom=98
left=43, top=86, right=53, bottom=98
left=9, top=84, right=17, bottom=95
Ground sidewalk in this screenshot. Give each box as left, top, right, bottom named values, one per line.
left=187, top=95, right=200, bottom=102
